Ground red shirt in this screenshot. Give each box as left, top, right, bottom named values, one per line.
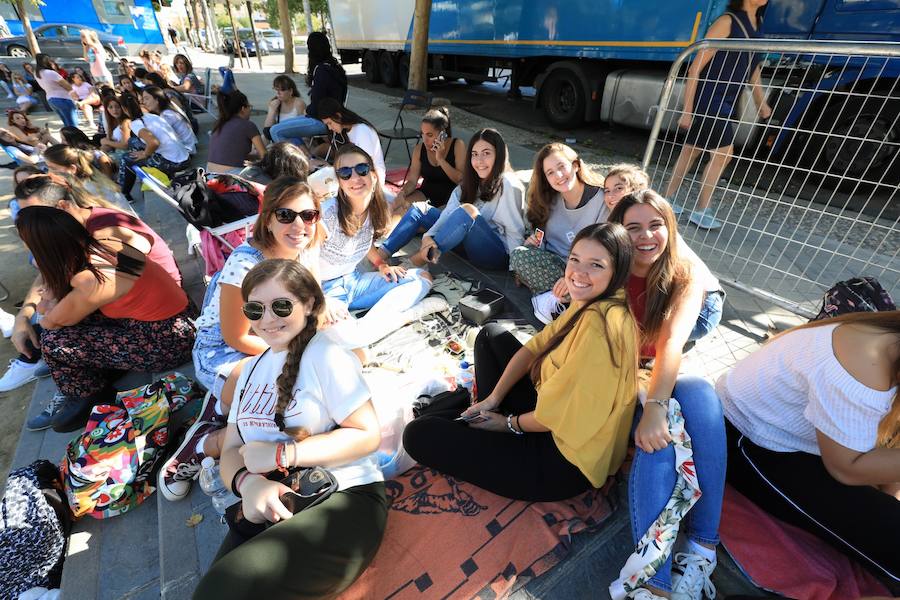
left=626, top=274, right=655, bottom=358
left=101, top=256, right=188, bottom=321
left=85, top=208, right=181, bottom=285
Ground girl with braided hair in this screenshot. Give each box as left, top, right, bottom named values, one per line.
left=195, top=258, right=386, bottom=599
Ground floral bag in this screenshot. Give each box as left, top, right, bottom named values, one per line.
left=60, top=373, right=203, bottom=519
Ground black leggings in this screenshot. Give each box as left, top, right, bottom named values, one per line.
left=725, top=420, right=899, bottom=583
left=402, top=323, right=592, bottom=502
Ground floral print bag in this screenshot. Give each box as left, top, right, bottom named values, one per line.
left=59, top=373, right=203, bottom=519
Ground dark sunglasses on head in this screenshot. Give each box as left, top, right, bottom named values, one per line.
left=273, top=207, right=321, bottom=225
left=336, top=163, right=371, bottom=180
left=242, top=298, right=295, bottom=321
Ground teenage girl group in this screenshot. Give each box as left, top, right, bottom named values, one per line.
left=5, top=20, right=898, bottom=600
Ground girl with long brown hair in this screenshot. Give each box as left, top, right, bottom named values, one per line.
left=160, top=177, right=326, bottom=502
left=608, top=189, right=728, bottom=600
left=194, top=259, right=387, bottom=600
left=43, top=144, right=131, bottom=213
left=403, top=223, right=639, bottom=501
left=719, top=311, right=900, bottom=584
left=511, top=142, right=607, bottom=295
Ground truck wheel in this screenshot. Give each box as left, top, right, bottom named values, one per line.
left=398, top=53, right=411, bottom=88
left=363, top=50, right=382, bottom=84
left=817, top=95, right=899, bottom=185
left=542, top=68, right=585, bottom=128
left=379, top=52, right=400, bottom=88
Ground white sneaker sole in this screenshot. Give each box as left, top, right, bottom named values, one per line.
left=157, top=393, right=216, bottom=502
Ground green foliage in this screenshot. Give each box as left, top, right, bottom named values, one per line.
left=263, top=0, right=328, bottom=32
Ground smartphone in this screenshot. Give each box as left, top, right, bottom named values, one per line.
left=432, top=130, right=447, bottom=151
left=454, top=412, right=488, bottom=424
left=445, top=339, right=464, bottom=357
left=534, top=228, right=545, bottom=247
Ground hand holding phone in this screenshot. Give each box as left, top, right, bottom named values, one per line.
left=533, top=228, right=545, bottom=248
left=454, top=412, right=488, bottom=424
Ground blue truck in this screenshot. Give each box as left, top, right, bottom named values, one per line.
left=329, top=0, right=900, bottom=179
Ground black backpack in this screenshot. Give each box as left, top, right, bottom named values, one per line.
left=173, top=170, right=261, bottom=228
left=0, top=460, right=73, bottom=598
left=811, top=276, right=896, bottom=322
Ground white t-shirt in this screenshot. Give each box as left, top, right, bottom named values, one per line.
left=160, top=108, right=197, bottom=154
left=717, top=323, right=896, bottom=454
left=36, top=69, right=69, bottom=100
left=131, top=113, right=190, bottom=164
left=229, top=333, right=383, bottom=490
left=319, top=198, right=374, bottom=282
left=72, top=81, right=94, bottom=101
left=347, top=123, right=386, bottom=185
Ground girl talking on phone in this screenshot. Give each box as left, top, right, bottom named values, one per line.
left=403, top=223, right=639, bottom=501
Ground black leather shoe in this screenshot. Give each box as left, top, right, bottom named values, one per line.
left=50, top=396, right=93, bottom=433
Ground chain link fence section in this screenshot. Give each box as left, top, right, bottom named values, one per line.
left=642, top=39, right=900, bottom=317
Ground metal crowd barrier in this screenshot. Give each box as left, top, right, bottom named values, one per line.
left=642, top=38, right=900, bottom=317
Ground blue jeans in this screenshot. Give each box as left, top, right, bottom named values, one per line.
left=269, top=115, right=328, bottom=143
left=48, top=97, right=78, bottom=128
left=432, top=207, right=509, bottom=270
left=381, top=202, right=441, bottom=255
left=628, top=376, right=727, bottom=592
left=689, top=290, right=725, bottom=341
left=192, top=325, right=246, bottom=398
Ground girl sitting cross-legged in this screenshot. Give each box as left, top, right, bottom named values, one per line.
left=192, top=259, right=387, bottom=600
left=403, top=223, right=639, bottom=502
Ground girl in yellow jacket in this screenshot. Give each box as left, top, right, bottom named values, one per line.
left=403, top=223, right=639, bottom=501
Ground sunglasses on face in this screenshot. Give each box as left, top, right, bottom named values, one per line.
left=242, top=298, right=295, bottom=320
left=336, top=162, right=371, bottom=180
left=273, top=207, right=320, bottom=225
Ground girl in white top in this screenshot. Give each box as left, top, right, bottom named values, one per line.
left=68, top=72, right=100, bottom=129
left=718, top=311, right=900, bottom=583
left=99, top=95, right=131, bottom=156
left=317, top=97, right=386, bottom=184
left=81, top=29, right=113, bottom=86
left=35, top=53, right=78, bottom=129
left=263, top=75, right=306, bottom=142
left=414, top=128, right=527, bottom=270
left=512, top=142, right=608, bottom=294
left=139, top=85, right=197, bottom=154
left=193, top=258, right=387, bottom=599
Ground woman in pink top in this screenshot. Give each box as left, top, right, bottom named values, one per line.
left=81, top=29, right=113, bottom=86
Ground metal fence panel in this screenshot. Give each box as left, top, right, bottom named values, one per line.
left=643, top=39, right=900, bottom=317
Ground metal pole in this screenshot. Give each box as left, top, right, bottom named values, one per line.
left=408, top=0, right=431, bottom=92
left=246, top=0, right=263, bottom=71
left=225, top=0, right=247, bottom=69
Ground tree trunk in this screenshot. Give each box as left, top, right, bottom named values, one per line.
left=15, top=0, right=40, bottom=56
left=408, top=0, right=431, bottom=92
left=246, top=0, right=263, bottom=71
left=225, top=0, right=247, bottom=68
left=301, top=0, right=313, bottom=34
left=278, top=0, right=295, bottom=73
left=189, top=0, right=204, bottom=48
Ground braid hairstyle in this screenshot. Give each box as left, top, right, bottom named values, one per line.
left=240, top=259, right=325, bottom=439
left=529, top=222, right=636, bottom=385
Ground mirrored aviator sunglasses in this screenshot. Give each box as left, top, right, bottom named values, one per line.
left=335, top=162, right=371, bottom=180
left=242, top=298, right=295, bottom=321
left=273, top=207, right=321, bottom=225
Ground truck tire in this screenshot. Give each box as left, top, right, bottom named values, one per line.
left=817, top=95, right=899, bottom=185
left=363, top=50, right=382, bottom=84
left=542, top=68, right=586, bottom=128
left=398, top=53, right=411, bottom=88
left=379, top=52, right=400, bottom=88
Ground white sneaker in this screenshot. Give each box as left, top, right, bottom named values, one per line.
left=0, top=308, right=14, bottom=338
left=629, top=589, right=666, bottom=600
left=0, top=358, right=45, bottom=392
left=671, top=551, right=717, bottom=600
left=531, top=291, right=566, bottom=325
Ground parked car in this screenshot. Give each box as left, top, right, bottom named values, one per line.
left=259, top=29, right=284, bottom=51
left=223, top=28, right=270, bottom=57
left=0, top=23, right=126, bottom=59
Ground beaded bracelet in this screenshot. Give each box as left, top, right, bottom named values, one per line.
left=507, top=414, right=524, bottom=435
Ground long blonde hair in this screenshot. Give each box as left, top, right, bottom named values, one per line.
left=607, top=189, right=691, bottom=349
left=772, top=311, right=900, bottom=449
left=526, top=143, right=605, bottom=230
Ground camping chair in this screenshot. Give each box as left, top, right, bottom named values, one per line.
left=378, top=90, right=433, bottom=164
left=132, top=166, right=256, bottom=254
left=183, top=66, right=229, bottom=117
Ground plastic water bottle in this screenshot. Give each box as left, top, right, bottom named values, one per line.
left=456, top=361, right=475, bottom=395
left=198, top=456, right=238, bottom=519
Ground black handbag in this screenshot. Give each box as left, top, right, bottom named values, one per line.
left=224, top=466, right=338, bottom=539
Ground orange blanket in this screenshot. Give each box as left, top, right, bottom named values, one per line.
left=341, top=466, right=614, bottom=600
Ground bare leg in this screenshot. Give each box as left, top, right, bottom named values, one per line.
left=202, top=428, right=225, bottom=458
left=664, top=144, right=703, bottom=201
left=81, top=103, right=95, bottom=128
left=696, top=144, right=734, bottom=211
